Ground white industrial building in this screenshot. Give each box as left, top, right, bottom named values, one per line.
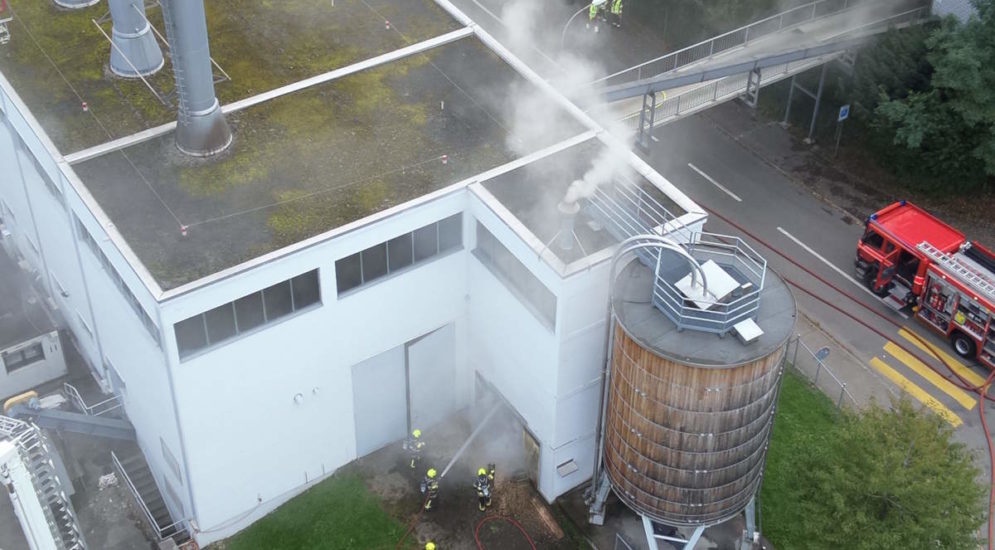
left=0, top=0, right=706, bottom=545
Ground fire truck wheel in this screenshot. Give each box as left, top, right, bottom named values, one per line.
left=951, top=332, right=976, bottom=359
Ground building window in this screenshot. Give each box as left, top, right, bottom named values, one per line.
left=161, top=438, right=182, bottom=484
left=474, top=222, right=557, bottom=329
left=174, top=269, right=322, bottom=360
left=162, top=475, right=184, bottom=517
left=335, top=213, right=463, bottom=295
left=2, top=342, right=45, bottom=373
left=76, top=311, right=94, bottom=340
left=73, top=215, right=161, bottom=347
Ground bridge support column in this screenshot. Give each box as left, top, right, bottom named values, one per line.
left=636, top=91, right=657, bottom=152
left=742, top=68, right=761, bottom=108
left=781, top=63, right=828, bottom=143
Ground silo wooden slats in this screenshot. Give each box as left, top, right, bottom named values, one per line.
left=604, top=321, right=786, bottom=526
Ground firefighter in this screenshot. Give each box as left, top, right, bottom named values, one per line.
left=473, top=467, right=493, bottom=511
left=609, top=0, right=623, bottom=28
left=421, top=468, right=439, bottom=510
left=586, top=0, right=603, bottom=32
left=406, top=429, right=425, bottom=470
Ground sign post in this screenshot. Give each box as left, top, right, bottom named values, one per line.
left=834, top=104, right=850, bottom=157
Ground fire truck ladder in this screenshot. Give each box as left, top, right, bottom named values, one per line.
left=917, top=241, right=995, bottom=301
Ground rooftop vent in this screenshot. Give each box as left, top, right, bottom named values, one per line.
left=160, top=0, right=231, bottom=156
left=108, top=0, right=163, bottom=77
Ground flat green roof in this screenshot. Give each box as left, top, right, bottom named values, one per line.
left=0, top=0, right=460, bottom=153
left=73, top=37, right=584, bottom=289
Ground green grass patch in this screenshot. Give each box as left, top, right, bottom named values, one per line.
left=760, top=369, right=839, bottom=547
left=220, top=472, right=413, bottom=550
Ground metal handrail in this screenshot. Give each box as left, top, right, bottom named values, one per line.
left=624, top=5, right=930, bottom=127
left=592, top=0, right=866, bottom=86
left=63, top=383, right=122, bottom=417
left=111, top=450, right=186, bottom=542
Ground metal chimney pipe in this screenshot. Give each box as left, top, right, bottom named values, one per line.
left=108, top=0, right=163, bottom=77
left=160, top=0, right=231, bottom=156
left=557, top=200, right=580, bottom=251
left=54, top=0, right=100, bottom=9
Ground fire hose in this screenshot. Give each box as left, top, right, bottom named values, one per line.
left=474, top=515, right=537, bottom=550
left=703, top=205, right=995, bottom=548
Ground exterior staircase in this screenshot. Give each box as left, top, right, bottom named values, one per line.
left=0, top=415, right=87, bottom=549
left=112, top=449, right=191, bottom=547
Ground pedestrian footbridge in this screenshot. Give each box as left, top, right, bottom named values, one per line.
left=590, top=0, right=931, bottom=141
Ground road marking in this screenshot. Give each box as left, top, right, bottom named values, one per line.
left=898, top=328, right=986, bottom=388
left=688, top=163, right=742, bottom=202
left=869, top=357, right=963, bottom=427
left=775, top=226, right=909, bottom=320
left=883, top=342, right=976, bottom=410
left=651, top=135, right=660, bottom=143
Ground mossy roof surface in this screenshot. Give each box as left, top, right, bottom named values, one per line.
left=481, top=140, right=685, bottom=264
left=73, top=37, right=584, bottom=290
left=0, top=0, right=460, bottom=153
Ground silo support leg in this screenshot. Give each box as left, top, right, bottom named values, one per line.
left=641, top=516, right=661, bottom=550
left=683, top=526, right=705, bottom=549
left=742, top=495, right=757, bottom=550
left=587, top=473, right=612, bottom=525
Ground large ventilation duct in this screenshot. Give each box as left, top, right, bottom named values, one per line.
left=160, top=0, right=231, bottom=156
left=54, top=0, right=100, bottom=9
left=108, top=0, right=164, bottom=77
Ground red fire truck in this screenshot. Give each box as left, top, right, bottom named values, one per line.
left=855, top=201, right=995, bottom=368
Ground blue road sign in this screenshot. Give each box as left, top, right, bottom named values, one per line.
left=815, top=347, right=831, bottom=362
left=838, top=104, right=850, bottom=122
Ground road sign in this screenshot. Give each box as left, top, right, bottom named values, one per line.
left=815, top=347, right=831, bottom=362
left=838, top=104, right=850, bottom=122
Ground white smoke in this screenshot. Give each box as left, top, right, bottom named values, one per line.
left=498, top=0, right=633, bottom=204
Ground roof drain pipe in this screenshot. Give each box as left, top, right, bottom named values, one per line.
left=108, top=0, right=164, bottom=78
left=160, top=0, right=232, bottom=156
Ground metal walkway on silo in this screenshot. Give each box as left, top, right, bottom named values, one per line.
left=592, top=0, right=931, bottom=142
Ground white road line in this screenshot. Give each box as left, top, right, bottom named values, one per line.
left=688, top=163, right=742, bottom=202
left=776, top=226, right=909, bottom=320
left=650, top=135, right=660, bottom=143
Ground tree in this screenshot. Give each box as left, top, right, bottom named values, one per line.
left=778, top=398, right=986, bottom=549
left=874, top=0, right=995, bottom=191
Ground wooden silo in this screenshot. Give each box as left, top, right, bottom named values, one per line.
left=602, top=258, right=795, bottom=527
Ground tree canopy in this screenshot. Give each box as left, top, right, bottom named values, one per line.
left=774, top=397, right=986, bottom=549
left=861, top=0, right=995, bottom=191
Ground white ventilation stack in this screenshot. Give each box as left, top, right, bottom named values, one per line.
left=160, top=0, right=232, bottom=156
left=108, top=0, right=164, bottom=77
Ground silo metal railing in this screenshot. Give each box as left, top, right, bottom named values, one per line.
left=586, top=178, right=767, bottom=334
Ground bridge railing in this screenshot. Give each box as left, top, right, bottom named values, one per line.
left=592, top=0, right=869, bottom=87
left=625, top=5, right=931, bottom=127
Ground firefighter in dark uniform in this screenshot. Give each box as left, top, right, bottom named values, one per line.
left=406, top=429, right=426, bottom=470
left=473, top=466, right=495, bottom=511
left=421, top=468, right=439, bottom=510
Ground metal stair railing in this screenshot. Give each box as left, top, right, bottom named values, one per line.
left=1, top=416, right=87, bottom=549
left=592, top=0, right=871, bottom=87
left=917, top=241, right=995, bottom=300
left=111, top=450, right=189, bottom=544
left=63, top=383, right=123, bottom=417
left=586, top=178, right=767, bottom=333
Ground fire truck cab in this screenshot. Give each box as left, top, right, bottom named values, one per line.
left=854, top=201, right=964, bottom=307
